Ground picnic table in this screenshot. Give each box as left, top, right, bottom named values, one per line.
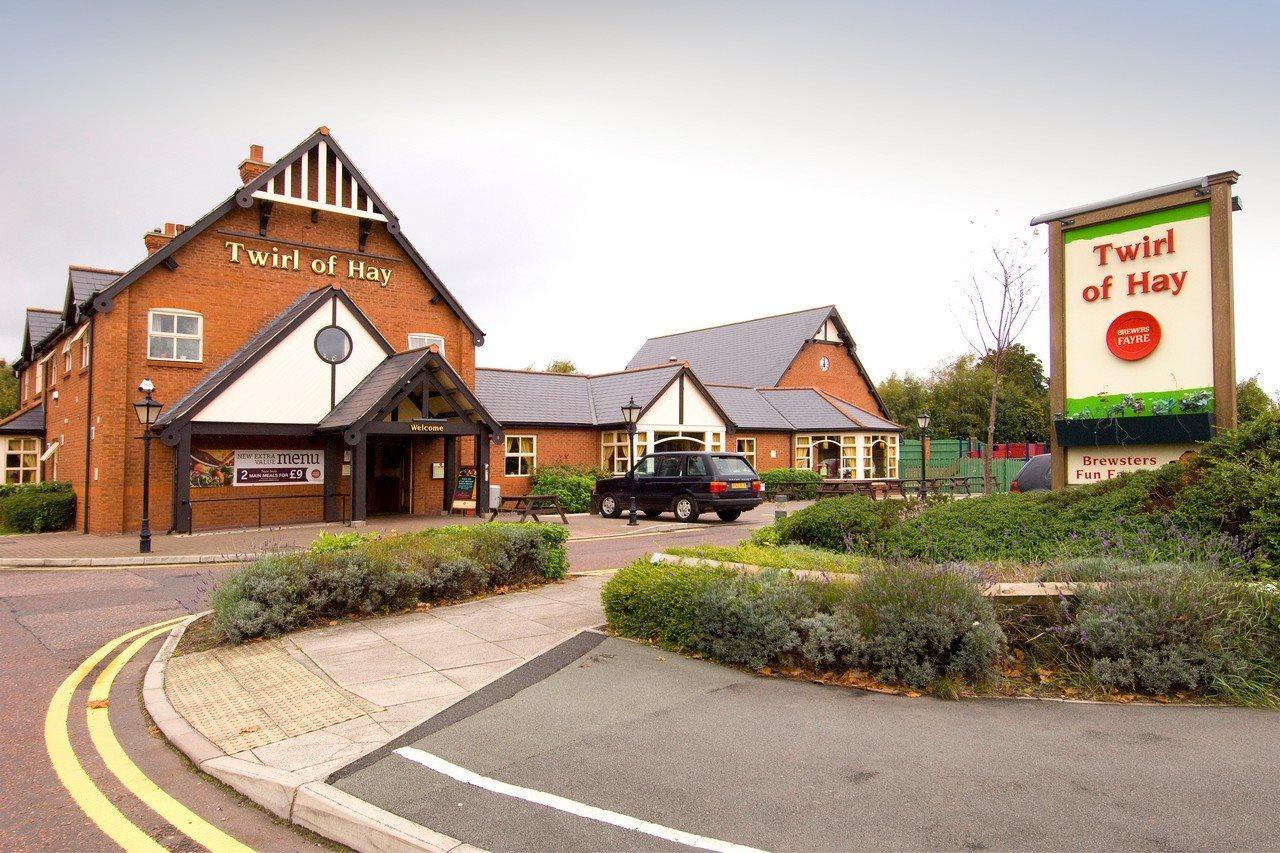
left=899, top=475, right=985, bottom=495
left=486, top=493, right=568, bottom=523
left=815, top=479, right=906, bottom=500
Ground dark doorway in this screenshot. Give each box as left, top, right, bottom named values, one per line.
left=367, top=438, right=411, bottom=515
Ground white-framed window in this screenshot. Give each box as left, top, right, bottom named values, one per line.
left=504, top=435, right=536, bottom=476
left=21, top=371, right=28, bottom=402
left=37, top=355, right=51, bottom=390
left=61, top=340, right=71, bottom=374
left=735, top=437, right=756, bottom=467
left=795, top=434, right=858, bottom=479
left=148, top=309, right=203, bottom=362
left=3, top=438, right=40, bottom=484
left=651, top=430, right=724, bottom=453
left=80, top=331, right=90, bottom=370
left=861, top=434, right=899, bottom=479
left=602, top=430, right=649, bottom=474
left=408, top=333, right=445, bottom=356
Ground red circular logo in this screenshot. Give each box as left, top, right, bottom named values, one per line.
left=1106, top=311, right=1161, bottom=361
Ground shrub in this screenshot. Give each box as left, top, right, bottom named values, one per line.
left=601, top=559, right=732, bottom=650
left=308, top=530, right=379, bottom=554
left=1070, top=565, right=1273, bottom=696
left=693, top=572, right=819, bottom=668
left=760, top=468, right=821, bottom=499
left=665, top=543, right=875, bottom=575
left=844, top=563, right=1005, bottom=688
left=0, top=481, right=76, bottom=533
left=529, top=465, right=602, bottom=514
left=213, top=522, right=568, bottom=642
left=774, top=495, right=903, bottom=552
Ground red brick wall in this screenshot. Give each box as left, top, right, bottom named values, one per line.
left=74, top=197, right=477, bottom=534
left=778, top=341, right=885, bottom=415
left=488, top=427, right=601, bottom=498
left=733, top=432, right=793, bottom=473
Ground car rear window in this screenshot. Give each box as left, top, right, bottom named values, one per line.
left=711, top=455, right=756, bottom=477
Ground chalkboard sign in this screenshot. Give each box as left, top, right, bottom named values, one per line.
left=453, top=466, right=477, bottom=510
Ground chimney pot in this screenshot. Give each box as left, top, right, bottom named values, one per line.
left=144, top=223, right=188, bottom=255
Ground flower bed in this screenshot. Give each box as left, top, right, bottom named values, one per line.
left=212, top=523, right=569, bottom=643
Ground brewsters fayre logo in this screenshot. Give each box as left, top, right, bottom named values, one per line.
left=224, top=241, right=393, bottom=286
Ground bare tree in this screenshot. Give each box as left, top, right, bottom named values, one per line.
left=958, top=237, right=1041, bottom=493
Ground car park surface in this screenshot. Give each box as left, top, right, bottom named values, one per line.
left=333, top=634, right=1280, bottom=852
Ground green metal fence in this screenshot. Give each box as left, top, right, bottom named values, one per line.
left=899, top=439, right=1026, bottom=493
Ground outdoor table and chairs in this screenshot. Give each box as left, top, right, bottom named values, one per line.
left=486, top=493, right=569, bottom=523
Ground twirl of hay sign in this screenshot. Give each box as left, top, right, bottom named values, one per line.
left=1032, top=173, right=1240, bottom=488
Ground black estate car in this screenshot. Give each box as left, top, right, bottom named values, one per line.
left=592, top=451, right=764, bottom=522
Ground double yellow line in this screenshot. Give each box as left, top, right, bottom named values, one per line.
left=45, top=616, right=254, bottom=852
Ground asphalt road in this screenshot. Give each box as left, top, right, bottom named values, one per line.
left=0, top=512, right=758, bottom=849
left=336, top=636, right=1280, bottom=853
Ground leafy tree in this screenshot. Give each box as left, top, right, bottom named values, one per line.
left=1237, top=375, right=1278, bottom=425
left=0, top=360, right=17, bottom=420
left=544, top=359, right=577, bottom=374
left=878, top=345, right=1048, bottom=443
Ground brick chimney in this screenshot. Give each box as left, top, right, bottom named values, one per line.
left=238, top=144, right=270, bottom=184
left=143, top=222, right=188, bottom=255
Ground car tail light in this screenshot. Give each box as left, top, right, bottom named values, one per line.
left=709, top=481, right=728, bottom=493
left=1009, top=480, right=1022, bottom=493
left=751, top=480, right=763, bottom=492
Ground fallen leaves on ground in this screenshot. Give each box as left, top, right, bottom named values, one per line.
left=87, top=699, right=109, bottom=710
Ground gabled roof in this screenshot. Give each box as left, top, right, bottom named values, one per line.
left=319, top=347, right=503, bottom=441
left=704, top=384, right=793, bottom=431
left=0, top=403, right=44, bottom=437
left=83, top=127, right=486, bottom=345
left=625, top=305, right=889, bottom=415
left=155, top=287, right=379, bottom=430
left=628, top=306, right=834, bottom=387
left=591, top=364, right=686, bottom=426
left=819, top=391, right=902, bottom=431
left=65, top=266, right=121, bottom=323
left=22, top=309, right=62, bottom=359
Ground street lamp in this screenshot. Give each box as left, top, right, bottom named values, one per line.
left=621, top=395, right=641, bottom=526
left=132, top=379, right=164, bottom=553
left=916, top=411, right=931, bottom=501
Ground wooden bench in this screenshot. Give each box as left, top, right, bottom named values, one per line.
left=487, top=494, right=568, bottom=523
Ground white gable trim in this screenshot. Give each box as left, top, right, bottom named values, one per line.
left=639, top=374, right=725, bottom=430
left=194, top=296, right=388, bottom=425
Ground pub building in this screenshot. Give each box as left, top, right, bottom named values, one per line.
left=2, top=129, right=902, bottom=536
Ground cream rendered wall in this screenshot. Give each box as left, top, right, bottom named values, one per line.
left=639, top=376, right=725, bottom=431
left=194, top=298, right=388, bottom=424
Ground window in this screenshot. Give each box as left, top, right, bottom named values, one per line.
left=862, top=434, right=899, bottom=479
left=148, top=310, right=202, bottom=362
left=408, top=333, right=445, bottom=356
left=504, top=435, right=536, bottom=476
left=81, top=335, right=90, bottom=369
left=602, top=430, right=648, bottom=474
left=3, top=438, right=39, bottom=484
left=735, top=437, right=756, bottom=467
left=685, top=456, right=709, bottom=476
left=632, top=455, right=657, bottom=478
left=62, top=340, right=71, bottom=374
left=21, top=371, right=28, bottom=402
left=712, top=455, right=756, bottom=477
left=795, top=434, right=857, bottom=479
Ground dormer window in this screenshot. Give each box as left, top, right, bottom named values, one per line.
left=408, top=333, right=444, bottom=356
left=149, top=310, right=203, bottom=362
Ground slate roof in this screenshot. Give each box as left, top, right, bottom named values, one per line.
left=590, top=365, right=682, bottom=426
left=69, top=267, right=120, bottom=305
left=0, top=403, right=45, bottom=436
left=318, top=350, right=424, bottom=430
left=704, top=384, right=793, bottom=431
left=155, top=289, right=334, bottom=428
left=474, top=369, right=594, bottom=426
left=759, top=388, right=867, bottom=431
left=822, top=394, right=903, bottom=431
left=25, top=309, right=62, bottom=352
left=626, top=306, right=835, bottom=387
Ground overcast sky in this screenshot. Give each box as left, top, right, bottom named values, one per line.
left=1, top=1, right=1275, bottom=391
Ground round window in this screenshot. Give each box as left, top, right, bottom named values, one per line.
left=819, top=356, right=830, bottom=372
left=314, top=325, right=352, bottom=364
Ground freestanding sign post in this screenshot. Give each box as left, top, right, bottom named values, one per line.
left=1032, top=172, right=1239, bottom=489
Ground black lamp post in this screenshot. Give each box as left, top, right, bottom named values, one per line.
left=621, top=395, right=641, bottom=526
left=916, top=411, right=931, bottom=501
left=132, top=380, right=164, bottom=553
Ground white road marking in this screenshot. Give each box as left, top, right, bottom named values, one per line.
left=393, top=746, right=769, bottom=853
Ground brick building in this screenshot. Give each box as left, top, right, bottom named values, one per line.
left=3, top=127, right=502, bottom=534
left=478, top=306, right=903, bottom=497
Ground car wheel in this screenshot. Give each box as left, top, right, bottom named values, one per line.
left=715, top=509, right=742, bottom=522
left=599, top=494, right=621, bottom=518
left=673, top=495, right=699, bottom=522
left=643, top=509, right=662, bottom=519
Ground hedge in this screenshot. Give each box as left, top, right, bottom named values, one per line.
left=529, top=464, right=604, bottom=514
left=0, top=481, right=76, bottom=533
left=212, top=522, right=569, bottom=642
left=767, top=412, right=1280, bottom=576
left=760, top=468, right=821, bottom=500
left=603, top=560, right=1005, bottom=690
